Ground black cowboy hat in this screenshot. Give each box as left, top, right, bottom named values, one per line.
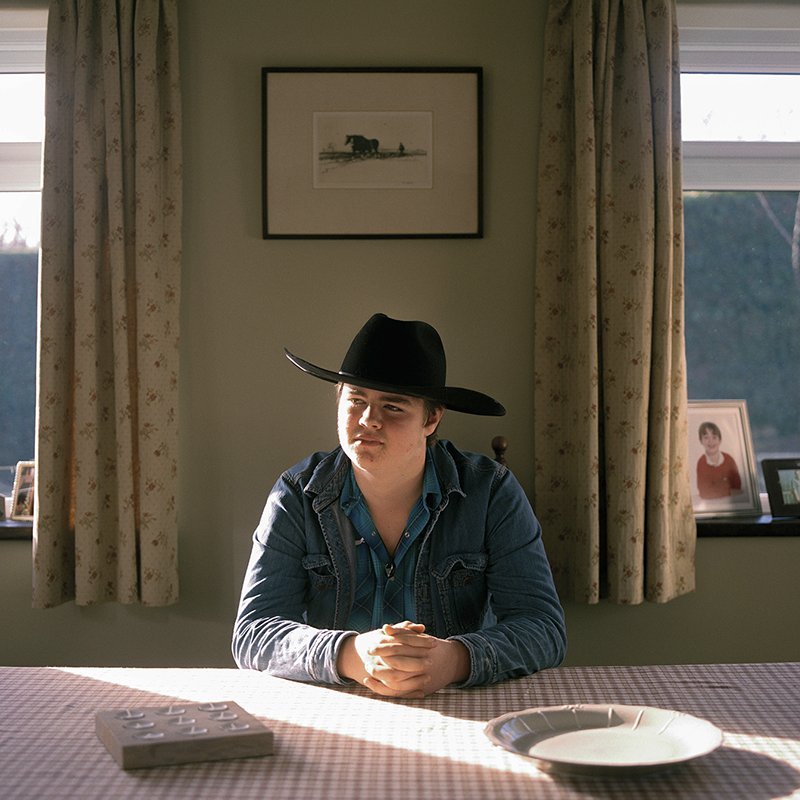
left=284, top=313, right=506, bottom=416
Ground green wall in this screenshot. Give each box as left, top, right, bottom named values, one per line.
left=1, top=0, right=798, bottom=668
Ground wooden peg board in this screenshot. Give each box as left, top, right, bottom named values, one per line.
left=96, top=701, right=274, bottom=770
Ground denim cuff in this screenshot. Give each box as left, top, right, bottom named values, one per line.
left=448, top=633, right=496, bottom=687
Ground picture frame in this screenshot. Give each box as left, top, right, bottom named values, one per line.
left=10, top=460, right=34, bottom=521
left=262, top=67, right=483, bottom=238
left=762, top=458, right=800, bottom=518
left=687, top=400, right=761, bottom=518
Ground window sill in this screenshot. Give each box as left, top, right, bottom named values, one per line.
left=0, top=519, right=32, bottom=539
left=697, top=515, right=800, bottom=537
left=4, top=518, right=799, bottom=540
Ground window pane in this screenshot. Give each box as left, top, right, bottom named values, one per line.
left=0, top=214, right=37, bottom=466
left=1, top=40, right=43, bottom=488
left=681, top=74, right=800, bottom=142
left=0, top=73, right=44, bottom=142
left=0, top=191, right=40, bottom=247
left=684, top=191, right=800, bottom=467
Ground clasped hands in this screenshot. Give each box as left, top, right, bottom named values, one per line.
left=337, top=621, right=470, bottom=699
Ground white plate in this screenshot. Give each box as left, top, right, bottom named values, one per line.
left=485, top=704, right=723, bottom=776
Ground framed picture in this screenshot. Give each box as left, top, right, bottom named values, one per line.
left=687, top=400, right=761, bottom=518
left=762, top=458, right=800, bottom=518
left=10, top=460, right=34, bottom=521
left=262, top=67, right=483, bottom=238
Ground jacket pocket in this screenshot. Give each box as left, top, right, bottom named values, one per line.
left=431, top=552, right=488, bottom=633
left=301, top=553, right=336, bottom=591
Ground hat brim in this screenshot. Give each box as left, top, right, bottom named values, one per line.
left=285, top=349, right=505, bottom=416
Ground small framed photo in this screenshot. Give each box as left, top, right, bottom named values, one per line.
left=11, top=460, right=35, bottom=521
left=762, top=458, right=800, bottom=518
left=262, top=67, right=483, bottom=238
left=687, top=400, right=761, bottom=518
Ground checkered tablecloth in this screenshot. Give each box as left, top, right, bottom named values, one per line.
left=2, top=662, right=798, bottom=799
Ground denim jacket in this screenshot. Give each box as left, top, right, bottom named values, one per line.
left=232, top=440, right=567, bottom=687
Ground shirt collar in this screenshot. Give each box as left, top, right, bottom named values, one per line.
left=340, top=447, right=442, bottom=510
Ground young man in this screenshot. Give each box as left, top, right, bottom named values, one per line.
left=232, top=314, right=566, bottom=698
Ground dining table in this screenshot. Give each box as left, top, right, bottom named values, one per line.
left=1, top=661, right=798, bottom=799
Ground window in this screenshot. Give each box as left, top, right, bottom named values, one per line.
left=0, top=9, right=45, bottom=502
left=679, top=4, right=800, bottom=477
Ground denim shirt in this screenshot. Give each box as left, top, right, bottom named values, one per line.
left=232, top=440, right=567, bottom=687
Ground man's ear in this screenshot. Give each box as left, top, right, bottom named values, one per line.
left=425, top=405, right=445, bottom=433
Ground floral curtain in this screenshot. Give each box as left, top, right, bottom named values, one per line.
left=33, top=0, right=181, bottom=607
left=533, top=0, right=695, bottom=604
